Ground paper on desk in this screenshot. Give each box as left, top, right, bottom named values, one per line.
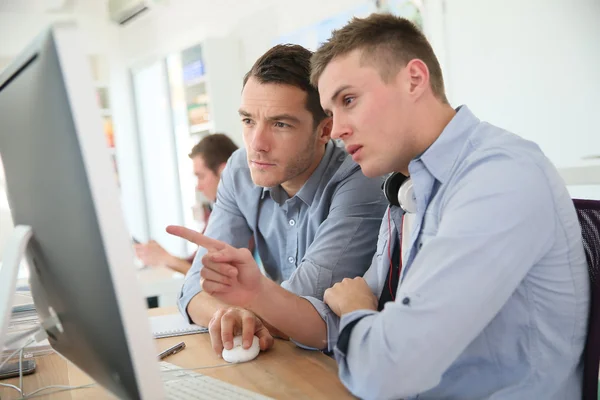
left=150, top=313, right=208, bottom=339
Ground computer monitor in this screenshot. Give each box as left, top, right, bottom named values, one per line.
left=0, top=24, right=165, bottom=399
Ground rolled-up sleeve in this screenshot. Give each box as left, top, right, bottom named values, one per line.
left=332, top=157, right=556, bottom=400
left=301, top=228, right=387, bottom=351
left=300, top=296, right=341, bottom=350
left=177, top=157, right=253, bottom=321
left=281, top=168, right=386, bottom=299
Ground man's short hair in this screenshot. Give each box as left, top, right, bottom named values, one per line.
left=311, top=13, right=447, bottom=103
left=188, top=133, right=238, bottom=174
left=243, top=44, right=328, bottom=128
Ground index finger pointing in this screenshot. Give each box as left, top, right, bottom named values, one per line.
left=165, top=225, right=227, bottom=251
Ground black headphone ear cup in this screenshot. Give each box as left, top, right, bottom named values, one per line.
left=382, top=172, right=408, bottom=208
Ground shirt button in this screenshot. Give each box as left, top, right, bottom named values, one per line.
left=289, top=219, right=295, bottom=226
left=418, top=242, right=423, bottom=249
left=288, top=256, right=295, bottom=263
left=402, top=297, right=410, bottom=305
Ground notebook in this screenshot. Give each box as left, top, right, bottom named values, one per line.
left=150, top=313, right=208, bottom=339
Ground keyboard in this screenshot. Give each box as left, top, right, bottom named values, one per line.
left=159, top=361, right=273, bottom=400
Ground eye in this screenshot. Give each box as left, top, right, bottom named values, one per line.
left=241, top=118, right=253, bottom=125
left=274, top=121, right=291, bottom=128
left=343, top=96, right=355, bottom=106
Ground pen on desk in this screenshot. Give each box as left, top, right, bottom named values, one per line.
left=158, top=341, right=186, bottom=360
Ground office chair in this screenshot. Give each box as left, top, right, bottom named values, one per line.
left=574, top=199, right=600, bottom=400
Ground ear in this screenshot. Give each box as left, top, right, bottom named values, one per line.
left=216, top=162, right=227, bottom=177
left=404, top=59, right=430, bottom=98
left=316, top=117, right=333, bottom=144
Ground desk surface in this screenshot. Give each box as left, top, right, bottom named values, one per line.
left=0, top=307, right=354, bottom=399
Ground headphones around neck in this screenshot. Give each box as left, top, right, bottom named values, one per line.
left=382, top=172, right=417, bottom=213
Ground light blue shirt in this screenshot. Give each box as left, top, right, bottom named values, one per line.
left=178, top=140, right=388, bottom=319
left=305, top=106, right=589, bottom=399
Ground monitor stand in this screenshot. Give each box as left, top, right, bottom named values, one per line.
left=0, top=225, right=62, bottom=350
left=0, top=225, right=32, bottom=351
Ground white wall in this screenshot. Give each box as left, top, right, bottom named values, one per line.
left=0, top=11, right=117, bottom=58
left=439, top=0, right=600, bottom=168
left=117, top=0, right=276, bottom=67
left=233, top=0, right=367, bottom=72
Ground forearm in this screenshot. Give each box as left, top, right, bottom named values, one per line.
left=187, top=291, right=229, bottom=327
left=249, top=278, right=327, bottom=349
left=166, top=256, right=192, bottom=274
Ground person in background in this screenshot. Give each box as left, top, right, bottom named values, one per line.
left=134, top=133, right=238, bottom=274
left=186, top=14, right=589, bottom=400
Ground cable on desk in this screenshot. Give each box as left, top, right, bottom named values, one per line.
left=160, top=362, right=239, bottom=383
left=0, top=338, right=96, bottom=399
left=0, top=338, right=35, bottom=396
left=0, top=338, right=35, bottom=372
left=161, top=362, right=236, bottom=374
left=15, top=383, right=96, bottom=399
left=18, top=345, right=25, bottom=394
left=0, top=382, right=22, bottom=394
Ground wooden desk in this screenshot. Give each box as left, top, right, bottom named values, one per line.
left=0, top=307, right=354, bottom=399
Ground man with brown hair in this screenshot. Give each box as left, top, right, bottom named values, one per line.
left=168, top=44, right=387, bottom=355
left=134, top=133, right=237, bottom=274
left=311, top=13, right=587, bottom=399
left=189, top=14, right=589, bottom=400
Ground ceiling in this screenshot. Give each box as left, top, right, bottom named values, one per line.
left=0, top=0, right=276, bottom=25
left=0, top=0, right=106, bottom=15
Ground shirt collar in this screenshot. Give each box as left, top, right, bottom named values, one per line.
left=261, top=140, right=335, bottom=206
left=415, top=105, right=479, bottom=184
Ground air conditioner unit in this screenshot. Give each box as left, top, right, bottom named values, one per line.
left=108, top=0, right=150, bottom=25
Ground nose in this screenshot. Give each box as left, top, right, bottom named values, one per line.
left=250, top=124, right=271, bottom=153
left=330, top=115, right=351, bottom=141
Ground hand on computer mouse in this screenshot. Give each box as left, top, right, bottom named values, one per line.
left=221, top=335, right=260, bottom=363
left=208, top=307, right=274, bottom=356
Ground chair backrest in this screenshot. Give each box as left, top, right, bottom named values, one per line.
left=574, top=199, right=600, bottom=400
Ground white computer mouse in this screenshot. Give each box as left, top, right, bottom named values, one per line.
left=221, top=335, right=260, bottom=363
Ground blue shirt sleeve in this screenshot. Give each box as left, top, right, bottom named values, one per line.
left=300, top=218, right=389, bottom=351
left=333, top=155, right=557, bottom=400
